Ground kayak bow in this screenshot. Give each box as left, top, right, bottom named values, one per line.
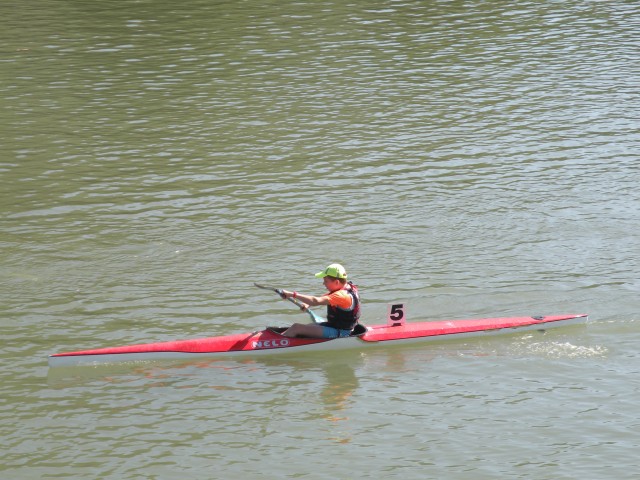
left=48, top=314, right=588, bottom=367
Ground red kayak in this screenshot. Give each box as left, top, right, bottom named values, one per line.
left=48, top=314, right=588, bottom=367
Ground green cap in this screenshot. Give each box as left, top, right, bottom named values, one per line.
left=315, top=263, right=348, bottom=279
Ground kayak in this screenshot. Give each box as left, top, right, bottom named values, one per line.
left=48, top=314, right=587, bottom=367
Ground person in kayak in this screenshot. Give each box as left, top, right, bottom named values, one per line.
left=279, top=263, right=361, bottom=338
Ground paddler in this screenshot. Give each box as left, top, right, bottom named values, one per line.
left=279, top=263, right=361, bottom=338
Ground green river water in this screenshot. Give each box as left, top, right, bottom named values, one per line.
left=2, top=1, right=639, bottom=478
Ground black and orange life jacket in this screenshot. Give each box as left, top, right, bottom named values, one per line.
left=326, top=282, right=361, bottom=330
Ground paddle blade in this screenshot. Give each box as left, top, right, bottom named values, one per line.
left=254, top=283, right=286, bottom=299
left=254, top=283, right=279, bottom=293
left=306, top=309, right=325, bottom=324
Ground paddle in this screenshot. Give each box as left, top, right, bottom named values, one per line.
left=254, top=283, right=324, bottom=324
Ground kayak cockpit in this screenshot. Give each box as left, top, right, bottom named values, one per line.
left=266, top=323, right=368, bottom=338
left=351, top=324, right=368, bottom=336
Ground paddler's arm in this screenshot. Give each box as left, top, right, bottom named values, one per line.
left=280, top=290, right=331, bottom=308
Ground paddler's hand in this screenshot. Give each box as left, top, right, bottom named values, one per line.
left=277, top=289, right=290, bottom=299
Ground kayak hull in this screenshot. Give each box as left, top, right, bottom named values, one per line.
left=48, top=314, right=588, bottom=367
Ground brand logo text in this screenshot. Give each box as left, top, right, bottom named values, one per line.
left=252, top=339, right=290, bottom=349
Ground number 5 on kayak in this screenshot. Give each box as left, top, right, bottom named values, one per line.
left=387, top=303, right=407, bottom=326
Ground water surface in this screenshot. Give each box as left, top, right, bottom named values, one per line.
left=1, top=0, right=638, bottom=478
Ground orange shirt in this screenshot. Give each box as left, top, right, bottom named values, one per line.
left=325, top=289, right=353, bottom=309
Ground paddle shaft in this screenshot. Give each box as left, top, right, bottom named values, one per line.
left=254, top=283, right=324, bottom=324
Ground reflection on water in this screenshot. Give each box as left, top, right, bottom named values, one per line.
left=319, top=362, right=359, bottom=420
